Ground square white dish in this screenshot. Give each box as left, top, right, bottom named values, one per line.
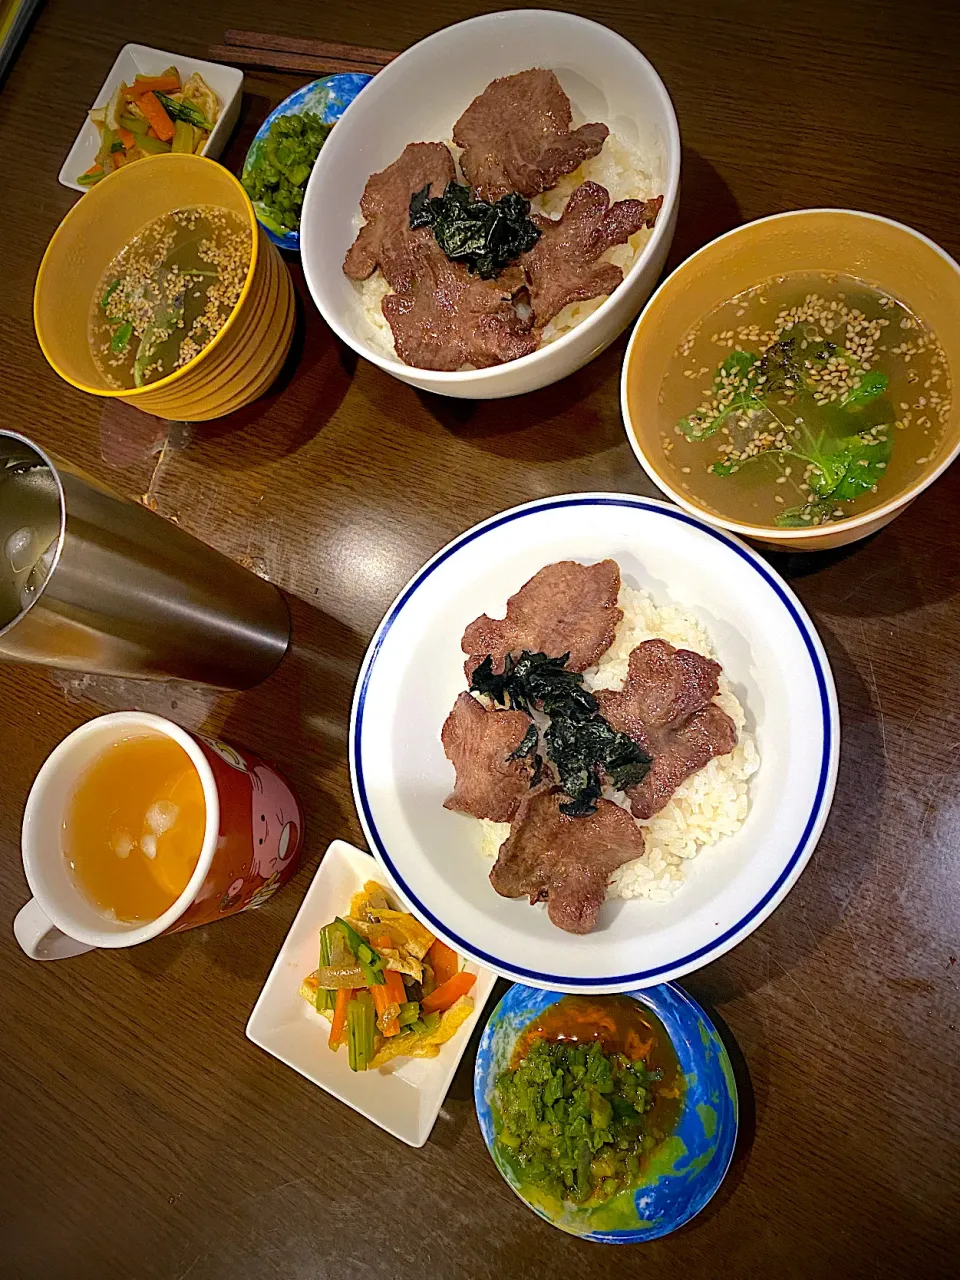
left=58, top=43, right=243, bottom=194
left=246, top=839, right=497, bottom=1147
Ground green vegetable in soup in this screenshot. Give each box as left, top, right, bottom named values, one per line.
left=90, top=206, right=251, bottom=391
left=110, top=321, right=133, bottom=354
left=494, top=1040, right=658, bottom=1206
left=690, top=329, right=895, bottom=519
left=133, top=286, right=185, bottom=388
left=242, top=112, right=332, bottom=234
left=100, top=279, right=121, bottom=311
left=677, top=350, right=766, bottom=441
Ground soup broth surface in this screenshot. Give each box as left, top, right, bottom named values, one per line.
left=89, top=204, right=251, bottom=390
left=657, top=272, right=952, bottom=528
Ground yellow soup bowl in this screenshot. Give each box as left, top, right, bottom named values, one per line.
left=34, top=153, right=295, bottom=423
left=621, top=209, right=960, bottom=550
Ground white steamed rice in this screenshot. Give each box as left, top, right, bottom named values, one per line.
left=478, top=585, right=760, bottom=903
left=353, top=129, right=658, bottom=361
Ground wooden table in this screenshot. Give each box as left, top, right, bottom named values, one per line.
left=2, top=2, right=959, bottom=1276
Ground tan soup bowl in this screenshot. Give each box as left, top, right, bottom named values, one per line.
left=621, top=209, right=960, bottom=551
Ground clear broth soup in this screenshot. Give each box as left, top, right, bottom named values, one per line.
left=89, top=204, right=252, bottom=390
left=657, top=272, right=952, bottom=528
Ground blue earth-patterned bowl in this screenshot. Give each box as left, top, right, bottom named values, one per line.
left=474, top=982, right=738, bottom=1243
left=242, top=73, right=373, bottom=253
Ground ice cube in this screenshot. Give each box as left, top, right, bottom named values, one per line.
left=141, top=833, right=157, bottom=859
left=113, top=831, right=133, bottom=859
left=5, top=526, right=35, bottom=574
left=145, top=801, right=179, bottom=836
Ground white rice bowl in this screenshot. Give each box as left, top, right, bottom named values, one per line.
left=354, top=129, right=659, bottom=361
left=478, top=585, right=761, bottom=903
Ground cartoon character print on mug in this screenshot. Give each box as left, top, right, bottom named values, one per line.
left=170, top=734, right=303, bottom=930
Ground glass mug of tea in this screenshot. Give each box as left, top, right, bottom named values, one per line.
left=14, top=712, right=304, bottom=960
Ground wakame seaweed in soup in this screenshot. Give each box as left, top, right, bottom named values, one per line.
left=89, top=205, right=252, bottom=390
left=657, top=272, right=952, bottom=528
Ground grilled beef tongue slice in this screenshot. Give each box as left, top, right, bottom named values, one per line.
left=594, top=639, right=737, bottom=819
left=524, top=183, right=663, bottom=327
left=462, top=559, right=622, bottom=681
left=490, top=788, right=646, bottom=934
left=381, top=244, right=537, bottom=370
left=442, top=691, right=539, bottom=823
left=343, top=142, right=456, bottom=291
left=453, top=69, right=609, bottom=202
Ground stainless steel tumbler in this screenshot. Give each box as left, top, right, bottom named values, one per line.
left=0, top=431, right=290, bottom=688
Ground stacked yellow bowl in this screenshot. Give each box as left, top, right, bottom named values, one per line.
left=34, top=154, right=294, bottom=422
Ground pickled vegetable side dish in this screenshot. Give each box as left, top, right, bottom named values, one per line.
left=492, top=995, right=683, bottom=1207
left=300, top=880, right=477, bottom=1071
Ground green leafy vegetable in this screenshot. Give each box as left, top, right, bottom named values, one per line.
left=829, top=432, right=892, bottom=499
left=678, top=349, right=765, bottom=441
left=242, top=112, right=332, bottom=234
left=110, top=321, right=133, bottom=354
left=333, top=917, right=385, bottom=986
left=409, top=181, right=541, bottom=280
left=346, top=990, right=376, bottom=1072
left=100, top=279, right=121, bottom=311
left=397, top=1001, right=420, bottom=1028
left=775, top=499, right=836, bottom=528
left=154, top=91, right=215, bottom=132
left=840, top=369, right=889, bottom=409
left=494, top=1039, right=658, bottom=1206
left=471, top=651, right=649, bottom=816
left=684, top=326, right=897, bottom=523
left=315, top=925, right=336, bottom=1015
left=133, top=285, right=185, bottom=388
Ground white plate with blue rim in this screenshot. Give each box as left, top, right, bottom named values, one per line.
left=242, top=72, right=372, bottom=252
left=350, top=493, right=839, bottom=993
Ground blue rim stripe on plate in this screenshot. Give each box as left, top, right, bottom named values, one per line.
left=352, top=494, right=834, bottom=987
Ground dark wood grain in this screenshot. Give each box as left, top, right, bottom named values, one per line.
left=1, top=2, right=960, bottom=1277
left=222, top=29, right=397, bottom=64
left=208, top=46, right=389, bottom=77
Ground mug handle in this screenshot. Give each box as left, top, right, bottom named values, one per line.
left=14, top=898, right=94, bottom=961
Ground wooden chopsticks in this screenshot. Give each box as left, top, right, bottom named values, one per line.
left=209, top=30, right=397, bottom=77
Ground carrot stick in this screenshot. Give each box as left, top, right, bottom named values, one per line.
left=123, top=74, right=180, bottom=100
left=420, top=970, right=476, bottom=1015
left=146, top=125, right=158, bottom=139
left=137, top=91, right=175, bottom=142
left=117, top=126, right=135, bottom=150
left=426, top=938, right=460, bottom=987
left=376, top=967, right=406, bottom=1014
left=82, top=162, right=103, bottom=177
left=371, top=983, right=400, bottom=1036
left=329, top=987, right=354, bottom=1049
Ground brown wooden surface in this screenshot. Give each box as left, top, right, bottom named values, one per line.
left=1, top=2, right=959, bottom=1277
